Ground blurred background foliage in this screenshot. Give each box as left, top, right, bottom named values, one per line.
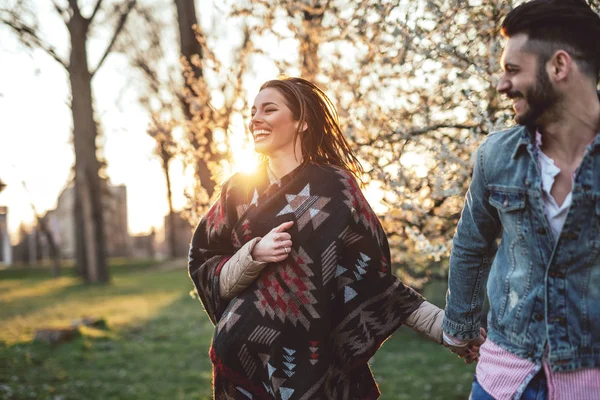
left=2, top=0, right=598, bottom=284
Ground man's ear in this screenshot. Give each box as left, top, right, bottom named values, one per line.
left=548, top=50, right=572, bottom=82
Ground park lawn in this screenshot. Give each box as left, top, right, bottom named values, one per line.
left=0, top=261, right=475, bottom=400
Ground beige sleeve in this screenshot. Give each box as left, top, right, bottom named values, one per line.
left=219, top=237, right=267, bottom=300
left=404, top=300, right=445, bottom=344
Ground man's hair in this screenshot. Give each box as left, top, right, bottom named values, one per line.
left=501, top=0, right=600, bottom=81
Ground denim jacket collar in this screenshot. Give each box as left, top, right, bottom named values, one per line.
left=510, top=125, right=535, bottom=160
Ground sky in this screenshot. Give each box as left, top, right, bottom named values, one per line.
left=0, top=0, right=285, bottom=243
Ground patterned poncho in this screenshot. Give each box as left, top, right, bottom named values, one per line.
left=188, top=162, right=423, bottom=399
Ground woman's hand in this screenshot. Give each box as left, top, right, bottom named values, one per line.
left=252, top=221, right=294, bottom=263
left=444, top=327, right=487, bottom=364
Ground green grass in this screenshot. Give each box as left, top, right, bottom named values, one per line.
left=0, top=262, right=474, bottom=399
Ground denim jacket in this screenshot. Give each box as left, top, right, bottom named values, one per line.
left=443, top=123, right=600, bottom=372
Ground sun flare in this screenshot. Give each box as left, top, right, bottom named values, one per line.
left=231, top=146, right=259, bottom=174
left=363, top=180, right=388, bottom=215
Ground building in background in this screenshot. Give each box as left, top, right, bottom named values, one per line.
left=103, top=184, right=131, bottom=258
left=131, top=229, right=156, bottom=259
left=162, top=212, right=193, bottom=258
left=7, top=182, right=190, bottom=264
left=45, top=184, right=132, bottom=259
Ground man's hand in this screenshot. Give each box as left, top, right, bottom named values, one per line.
left=443, top=327, right=487, bottom=364
left=251, top=221, right=294, bottom=263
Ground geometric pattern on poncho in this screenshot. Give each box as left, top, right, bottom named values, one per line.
left=335, top=169, right=384, bottom=244
left=276, top=183, right=331, bottom=231
left=321, top=240, right=338, bottom=286
left=260, top=346, right=296, bottom=399
left=308, top=340, right=320, bottom=365
left=203, top=200, right=228, bottom=236
left=253, top=246, right=319, bottom=330
left=248, top=325, right=281, bottom=346
left=235, top=189, right=257, bottom=219
left=240, top=218, right=253, bottom=242
left=237, top=343, right=258, bottom=381
left=334, top=251, right=372, bottom=304
left=234, top=386, right=253, bottom=399
left=217, top=298, right=244, bottom=334
left=322, top=226, right=363, bottom=286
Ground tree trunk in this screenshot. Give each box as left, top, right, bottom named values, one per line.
left=299, top=9, right=324, bottom=82
left=174, top=0, right=216, bottom=198
left=174, top=0, right=204, bottom=82
left=163, top=159, right=177, bottom=259
left=38, top=218, right=61, bottom=278
left=68, top=12, right=109, bottom=283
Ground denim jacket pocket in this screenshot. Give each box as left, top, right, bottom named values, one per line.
left=489, top=189, right=526, bottom=212
left=487, top=189, right=529, bottom=324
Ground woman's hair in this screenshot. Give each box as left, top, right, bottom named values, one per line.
left=501, top=0, right=600, bottom=81
left=259, top=77, right=365, bottom=181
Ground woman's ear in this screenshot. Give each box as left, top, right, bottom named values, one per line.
left=294, top=120, right=308, bottom=133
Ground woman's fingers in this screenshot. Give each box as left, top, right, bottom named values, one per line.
left=277, top=240, right=293, bottom=249
left=277, top=232, right=292, bottom=241
left=271, top=221, right=294, bottom=233
left=270, top=253, right=289, bottom=262
left=266, top=236, right=292, bottom=250
left=480, top=327, right=488, bottom=340
left=272, top=246, right=291, bottom=256
left=253, top=222, right=295, bottom=263
left=265, top=226, right=293, bottom=246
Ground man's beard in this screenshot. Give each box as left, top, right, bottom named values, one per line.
left=511, top=64, right=560, bottom=126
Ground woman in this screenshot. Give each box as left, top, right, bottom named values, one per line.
left=189, top=77, right=449, bottom=399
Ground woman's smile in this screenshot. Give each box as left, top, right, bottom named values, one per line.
left=252, top=129, right=272, bottom=142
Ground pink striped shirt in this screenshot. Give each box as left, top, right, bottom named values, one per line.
left=476, top=340, right=600, bottom=400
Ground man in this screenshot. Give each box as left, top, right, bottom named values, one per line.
left=442, top=0, right=600, bottom=399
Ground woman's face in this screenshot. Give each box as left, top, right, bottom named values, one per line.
left=250, top=88, right=301, bottom=157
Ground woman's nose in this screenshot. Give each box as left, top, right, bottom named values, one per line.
left=251, top=112, right=262, bottom=124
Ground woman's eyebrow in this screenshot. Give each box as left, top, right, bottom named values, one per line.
left=252, top=101, right=279, bottom=110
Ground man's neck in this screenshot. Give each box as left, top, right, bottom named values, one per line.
left=538, top=89, right=600, bottom=164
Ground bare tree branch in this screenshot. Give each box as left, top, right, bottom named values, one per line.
left=0, top=17, right=68, bottom=69
left=68, top=0, right=80, bottom=16
left=359, top=123, right=479, bottom=147
left=88, top=0, right=104, bottom=23
left=397, top=123, right=479, bottom=137
left=90, top=0, right=136, bottom=77
left=51, top=0, right=68, bottom=22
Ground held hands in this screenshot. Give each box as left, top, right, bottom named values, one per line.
left=251, top=221, right=294, bottom=263
left=443, top=327, right=487, bottom=364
